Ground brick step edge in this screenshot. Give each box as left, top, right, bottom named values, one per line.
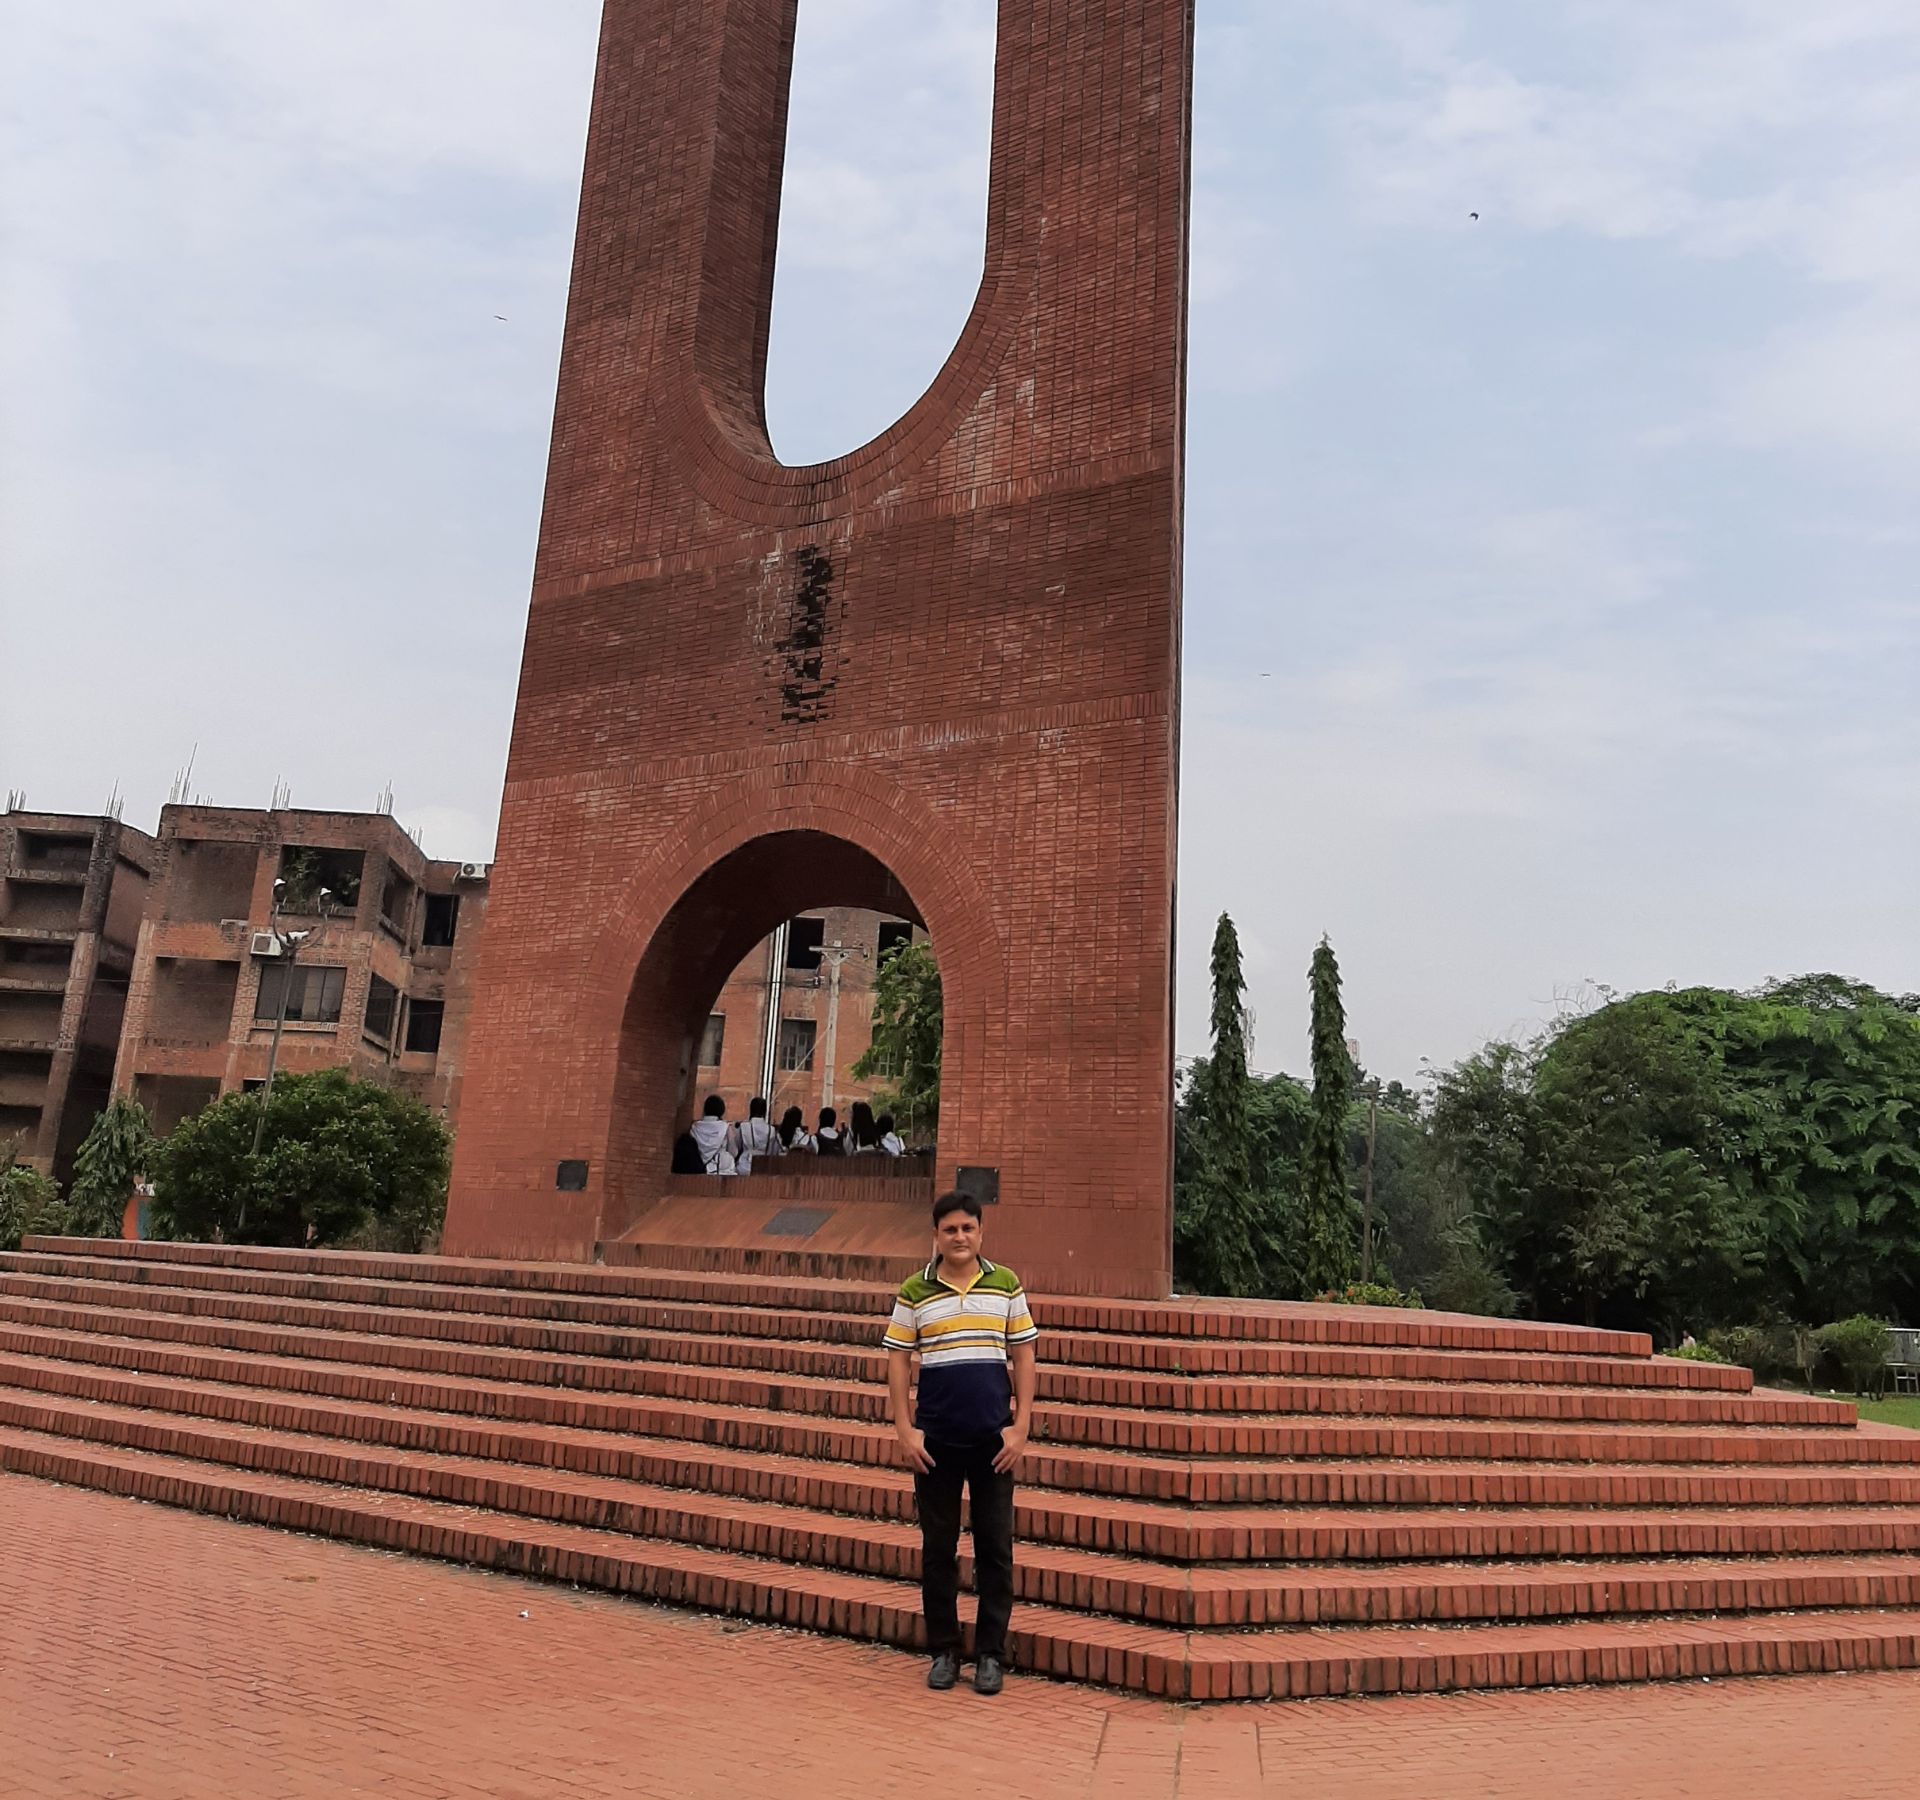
left=0, top=1254, right=1744, bottom=1391
left=0, top=1273, right=1763, bottom=1403
left=0, top=1295, right=1846, bottom=1436
left=18, top=1241, right=1653, bottom=1357
left=0, top=1322, right=1903, bottom=1488
left=4, top=1352, right=1915, bottom=1525
left=5, top=1426, right=1919, bottom=1702
left=9, top=1385, right=1920, bottom=1576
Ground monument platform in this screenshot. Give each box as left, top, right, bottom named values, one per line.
left=3, top=1236, right=1919, bottom=1701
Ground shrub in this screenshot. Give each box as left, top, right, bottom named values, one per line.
left=1318, top=1281, right=1425, bottom=1309
left=1663, top=1341, right=1728, bottom=1363
left=150, top=1070, right=450, bottom=1251
left=1704, top=1322, right=1797, bottom=1385
left=0, top=1158, right=69, bottom=1252
left=1817, top=1315, right=1891, bottom=1396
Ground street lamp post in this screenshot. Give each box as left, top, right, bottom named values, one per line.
left=249, top=880, right=331, bottom=1159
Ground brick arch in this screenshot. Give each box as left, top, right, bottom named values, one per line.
left=584, top=766, right=1009, bottom=1243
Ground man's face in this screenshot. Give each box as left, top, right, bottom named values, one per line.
left=934, top=1209, right=982, bottom=1269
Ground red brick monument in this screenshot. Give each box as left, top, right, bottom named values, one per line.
left=444, top=0, right=1194, bottom=1298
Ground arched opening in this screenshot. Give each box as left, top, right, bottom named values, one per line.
left=677, top=904, right=939, bottom=1167
left=601, top=830, right=951, bottom=1246
left=762, top=0, right=997, bottom=464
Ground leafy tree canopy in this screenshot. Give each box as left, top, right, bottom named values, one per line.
left=150, top=1069, right=450, bottom=1252
left=851, top=939, right=942, bottom=1143
left=66, top=1096, right=155, bottom=1239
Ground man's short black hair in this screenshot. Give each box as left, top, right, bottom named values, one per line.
left=749, top=1096, right=768, bottom=1118
left=932, top=1190, right=982, bottom=1228
left=819, top=1106, right=837, bottom=1127
left=702, top=1094, right=726, bottom=1118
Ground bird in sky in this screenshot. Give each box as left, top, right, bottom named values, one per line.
left=1469, top=212, right=1480, bottom=221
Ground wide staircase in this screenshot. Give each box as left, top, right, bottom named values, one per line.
left=3, top=1236, right=1919, bottom=1701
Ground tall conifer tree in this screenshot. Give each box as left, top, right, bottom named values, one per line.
left=1301, top=936, right=1357, bottom=1293
left=1179, top=913, right=1264, bottom=1295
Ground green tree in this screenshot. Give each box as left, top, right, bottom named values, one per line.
left=1174, top=915, right=1279, bottom=1296
left=151, top=1069, right=450, bottom=1251
left=65, top=1096, right=156, bottom=1238
left=1298, top=938, right=1356, bottom=1294
left=851, top=939, right=943, bottom=1141
left=0, top=1153, right=68, bottom=1252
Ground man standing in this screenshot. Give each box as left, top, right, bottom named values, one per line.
left=884, top=1192, right=1038, bottom=1694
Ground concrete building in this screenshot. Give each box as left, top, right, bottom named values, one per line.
left=114, top=806, right=489, bottom=1133
left=692, top=907, right=930, bottom=1140
left=0, top=811, right=157, bottom=1176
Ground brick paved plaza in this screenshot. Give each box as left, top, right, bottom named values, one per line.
left=8, top=1473, right=1916, bottom=1800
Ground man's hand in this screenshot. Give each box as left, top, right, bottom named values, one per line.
left=992, top=1424, right=1029, bottom=1475
left=898, top=1426, right=935, bottom=1474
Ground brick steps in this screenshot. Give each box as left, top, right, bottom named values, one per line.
left=5, top=1350, right=1910, bottom=1515
left=20, top=1239, right=1651, bottom=1354
left=2, top=1238, right=1915, bottom=1701
left=8, top=1388, right=1920, bottom=1627
left=0, top=1271, right=1758, bottom=1403
left=5, top=1422, right=1920, bottom=1700
left=0, top=1292, right=1841, bottom=1438
left=0, top=1252, right=1742, bottom=1389
left=4, top=1334, right=1905, bottom=1526
left=9, top=1381, right=1919, bottom=1574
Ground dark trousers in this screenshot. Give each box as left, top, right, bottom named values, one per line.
left=914, top=1436, right=1016, bottom=1660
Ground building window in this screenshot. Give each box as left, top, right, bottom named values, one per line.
left=254, top=963, right=346, bottom=1026
left=698, top=1013, right=725, bottom=1068
left=876, top=921, right=913, bottom=963
left=786, top=917, right=825, bottom=972
left=777, top=1017, right=817, bottom=1073
left=364, top=976, right=399, bottom=1043
left=277, top=846, right=364, bottom=913
left=405, top=999, right=445, bottom=1055
left=422, top=893, right=459, bottom=948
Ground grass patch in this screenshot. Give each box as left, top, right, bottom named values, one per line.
left=1816, top=1392, right=1920, bottom=1431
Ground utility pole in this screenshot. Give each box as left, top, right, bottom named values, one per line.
left=816, top=941, right=866, bottom=1112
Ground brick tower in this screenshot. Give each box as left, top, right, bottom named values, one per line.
left=444, top=0, right=1195, bottom=1299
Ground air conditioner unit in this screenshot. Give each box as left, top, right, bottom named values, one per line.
left=249, top=931, right=284, bottom=958
left=456, top=862, right=491, bottom=882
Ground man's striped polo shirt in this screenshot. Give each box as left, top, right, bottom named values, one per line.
left=882, top=1256, right=1039, bottom=1445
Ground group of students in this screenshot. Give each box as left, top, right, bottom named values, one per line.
left=673, top=1094, right=908, bottom=1177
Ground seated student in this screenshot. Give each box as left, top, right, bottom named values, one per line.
left=688, top=1095, right=737, bottom=1176
left=778, top=1105, right=814, bottom=1153
left=877, top=1113, right=906, bottom=1158
left=670, top=1126, right=706, bottom=1175
left=848, top=1101, right=880, bottom=1154
left=814, top=1106, right=845, bottom=1157
left=735, top=1096, right=782, bottom=1174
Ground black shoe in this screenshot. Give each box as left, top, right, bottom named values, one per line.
left=973, top=1654, right=1005, bottom=1696
left=927, top=1652, right=960, bottom=1690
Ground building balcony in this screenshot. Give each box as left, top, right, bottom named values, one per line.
left=0, top=974, right=68, bottom=995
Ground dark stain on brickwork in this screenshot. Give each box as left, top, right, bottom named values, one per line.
left=777, top=545, right=837, bottom=725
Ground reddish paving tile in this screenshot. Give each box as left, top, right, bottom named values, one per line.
left=6, top=1473, right=1918, bottom=1799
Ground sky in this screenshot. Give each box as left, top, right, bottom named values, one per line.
left=3, top=1, right=1916, bottom=1085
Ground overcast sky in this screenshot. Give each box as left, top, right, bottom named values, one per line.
left=4, top=1, right=1916, bottom=1084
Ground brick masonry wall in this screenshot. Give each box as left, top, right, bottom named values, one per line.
left=445, top=0, right=1195, bottom=1298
